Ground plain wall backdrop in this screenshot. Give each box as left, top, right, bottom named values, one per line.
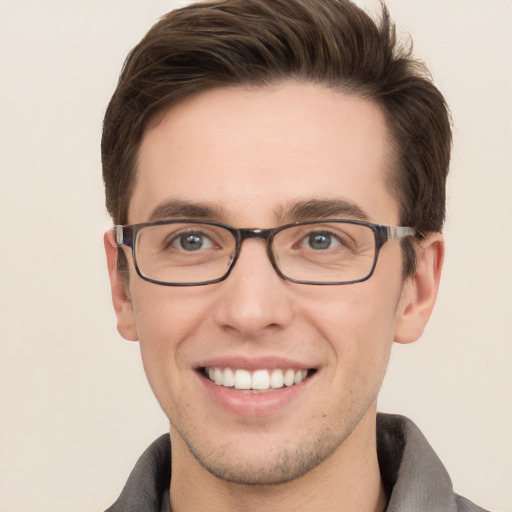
left=0, top=1, right=511, bottom=510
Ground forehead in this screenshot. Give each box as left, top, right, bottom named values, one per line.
left=130, top=81, right=399, bottom=226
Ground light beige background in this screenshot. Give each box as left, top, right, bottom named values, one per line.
left=0, top=1, right=510, bottom=511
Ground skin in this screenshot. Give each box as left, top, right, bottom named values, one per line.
left=105, top=81, right=443, bottom=511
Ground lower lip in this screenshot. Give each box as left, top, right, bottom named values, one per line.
left=199, top=372, right=313, bottom=417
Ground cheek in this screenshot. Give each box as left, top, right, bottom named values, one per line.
left=305, top=284, right=399, bottom=376
left=131, top=283, right=211, bottom=344
left=129, top=288, right=210, bottom=399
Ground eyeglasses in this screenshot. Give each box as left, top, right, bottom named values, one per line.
left=114, top=219, right=421, bottom=286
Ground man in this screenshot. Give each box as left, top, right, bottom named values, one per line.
left=101, top=0, right=488, bottom=510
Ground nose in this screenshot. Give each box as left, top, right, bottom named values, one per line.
left=212, top=238, right=295, bottom=337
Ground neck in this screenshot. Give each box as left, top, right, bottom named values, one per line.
left=169, top=412, right=387, bottom=512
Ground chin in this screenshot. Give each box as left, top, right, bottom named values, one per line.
left=181, top=426, right=347, bottom=486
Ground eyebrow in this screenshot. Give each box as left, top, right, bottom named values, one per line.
left=147, top=198, right=369, bottom=224
left=275, top=199, right=370, bottom=223
left=149, top=199, right=227, bottom=221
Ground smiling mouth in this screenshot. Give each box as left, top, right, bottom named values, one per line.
left=200, top=367, right=315, bottom=393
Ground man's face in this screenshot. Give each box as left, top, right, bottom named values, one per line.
left=107, top=82, right=430, bottom=484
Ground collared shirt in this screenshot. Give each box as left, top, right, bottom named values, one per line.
left=105, top=414, right=489, bottom=512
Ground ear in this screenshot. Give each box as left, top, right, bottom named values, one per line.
left=104, top=230, right=138, bottom=342
left=394, top=233, right=444, bottom=344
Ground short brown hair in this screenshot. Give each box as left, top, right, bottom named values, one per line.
left=102, top=0, right=451, bottom=276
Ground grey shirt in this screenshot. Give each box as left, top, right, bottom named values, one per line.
left=105, top=414, right=489, bottom=512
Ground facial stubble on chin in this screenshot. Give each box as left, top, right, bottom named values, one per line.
left=183, top=429, right=341, bottom=485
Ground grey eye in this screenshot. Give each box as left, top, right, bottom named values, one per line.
left=305, top=232, right=339, bottom=250
left=173, top=232, right=213, bottom=251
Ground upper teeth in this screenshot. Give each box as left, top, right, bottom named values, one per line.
left=206, top=367, right=308, bottom=390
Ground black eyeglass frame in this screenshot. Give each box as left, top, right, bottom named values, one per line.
left=115, top=219, right=422, bottom=286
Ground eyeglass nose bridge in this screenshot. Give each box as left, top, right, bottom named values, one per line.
left=229, top=227, right=283, bottom=278
left=237, top=227, right=274, bottom=241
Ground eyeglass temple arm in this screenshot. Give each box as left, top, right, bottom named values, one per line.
left=114, top=225, right=135, bottom=247
left=115, top=226, right=123, bottom=245
left=386, top=226, right=423, bottom=240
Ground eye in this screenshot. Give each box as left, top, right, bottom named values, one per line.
left=171, top=231, right=214, bottom=251
left=302, top=231, right=341, bottom=250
